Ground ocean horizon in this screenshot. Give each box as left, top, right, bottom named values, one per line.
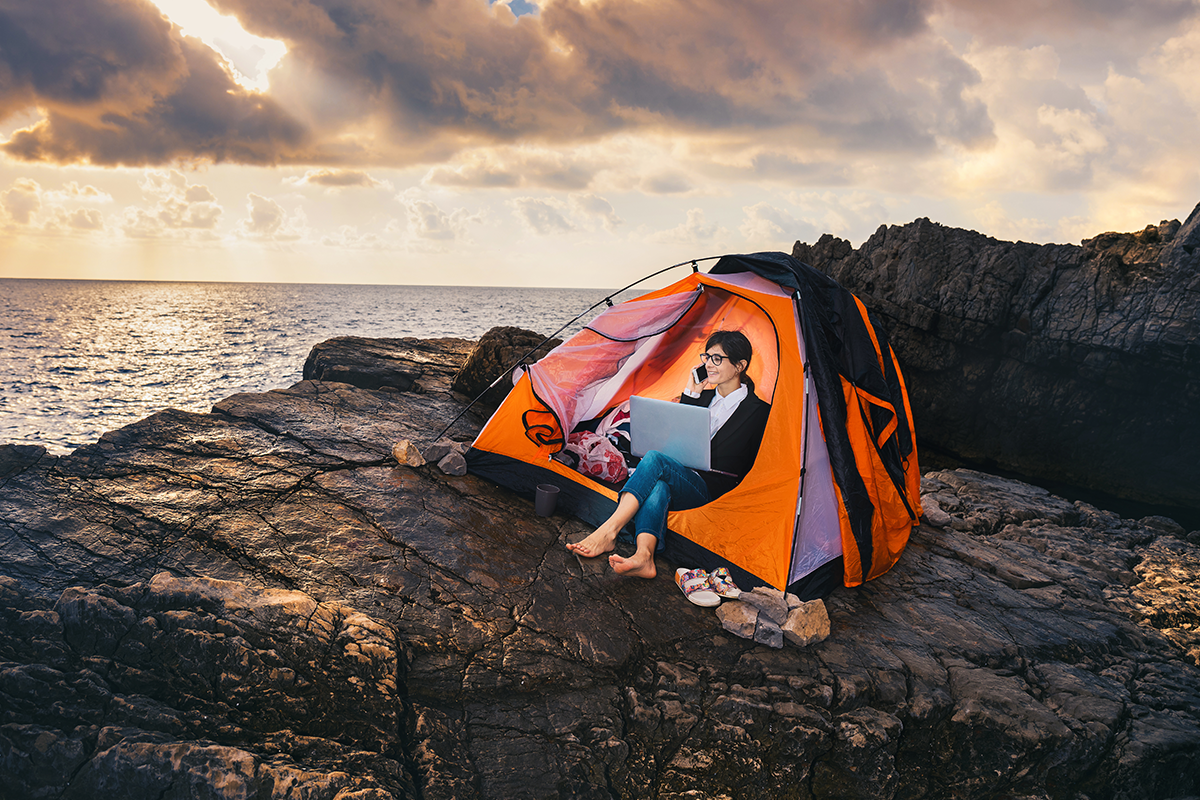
left=1, top=277, right=631, bottom=455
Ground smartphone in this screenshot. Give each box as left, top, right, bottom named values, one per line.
left=691, top=364, right=708, bottom=384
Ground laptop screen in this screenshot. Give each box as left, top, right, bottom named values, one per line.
left=628, top=395, right=710, bottom=471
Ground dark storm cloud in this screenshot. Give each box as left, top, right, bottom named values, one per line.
left=1, top=0, right=1025, bottom=167
left=0, top=0, right=307, bottom=166
left=0, top=0, right=181, bottom=120
left=213, top=0, right=995, bottom=159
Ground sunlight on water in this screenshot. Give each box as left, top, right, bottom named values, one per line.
left=1, top=280, right=623, bottom=454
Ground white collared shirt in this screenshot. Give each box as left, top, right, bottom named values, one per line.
left=685, top=384, right=748, bottom=438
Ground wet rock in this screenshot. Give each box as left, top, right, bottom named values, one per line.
left=2, top=335, right=1199, bottom=799
left=0, top=573, right=410, bottom=799
left=0, top=444, right=47, bottom=479
left=451, top=326, right=562, bottom=410
left=794, top=204, right=1200, bottom=513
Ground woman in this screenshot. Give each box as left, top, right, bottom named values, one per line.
left=565, top=330, right=771, bottom=580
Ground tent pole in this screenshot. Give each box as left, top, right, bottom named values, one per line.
left=788, top=290, right=813, bottom=587
left=430, top=255, right=722, bottom=444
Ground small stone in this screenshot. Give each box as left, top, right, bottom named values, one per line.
left=425, top=437, right=458, bottom=463
left=782, top=599, right=830, bottom=647
left=715, top=601, right=758, bottom=640
left=438, top=451, right=467, bottom=476
left=739, top=587, right=788, bottom=625
left=921, top=495, right=953, bottom=528
left=786, top=592, right=802, bottom=609
left=392, top=440, right=426, bottom=467
left=753, top=614, right=784, bottom=649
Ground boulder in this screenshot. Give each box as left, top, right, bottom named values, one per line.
left=793, top=204, right=1200, bottom=513
left=303, top=335, right=474, bottom=393
left=450, top=326, right=561, bottom=410
left=781, top=599, right=831, bottom=647
left=392, top=439, right=426, bottom=467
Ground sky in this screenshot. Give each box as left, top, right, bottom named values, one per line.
left=1, top=0, right=1199, bottom=288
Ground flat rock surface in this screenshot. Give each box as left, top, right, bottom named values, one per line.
left=2, top=336, right=1199, bottom=799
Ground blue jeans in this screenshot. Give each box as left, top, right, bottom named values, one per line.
left=620, top=450, right=712, bottom=550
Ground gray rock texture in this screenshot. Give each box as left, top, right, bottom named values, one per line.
left=2, top=335, right=1199, bottom=799
left=451, top=326, right=562, bottom=410
left=303, top=335, right=465, bottom=394
left=792, top=204, right=1200, bottom=513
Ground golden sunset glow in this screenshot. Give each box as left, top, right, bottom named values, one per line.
left=149, top=0, right=287, bottom=92
left=2, top=0, right=1198, bottom=287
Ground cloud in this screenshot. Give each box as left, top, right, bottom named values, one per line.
left=570, top=193, right=622, bottom=231
left=424, top=148, right=595, bottom=190
left=0, top=0, right=1014, bottom=168
left=739, top=202, right=820, bottom=246
left=237, top=192, right=305, bottom=241
left=294, top=168, right=383, bottom=188
left=509, top=196, right=576, bottom=235
left=399, top=196, right=480, bottom=242
left=65, top=207, right=105, bottom=231
left=0, top=0, right=307, bottom=166
left=1, top=179, right=42, bottom=224
left=785, top=190, right=896, bottom=240
left=1, top=0, right=1197, bottom=252
left=971, top=199, right=1059, bottom=243
left=119, top=170, right=223, bottom=238
left=45, top=182, right=113, bottom=203
left=1, top=177, right=120, bottom=232
left=321, top=225, right=387, bottom=249
left=652, top=208, right=726, bottom=244
left=642, top=173, right=693, bottom=195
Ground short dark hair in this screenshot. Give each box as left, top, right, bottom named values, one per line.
left=705, top=329, right=755, bottom=392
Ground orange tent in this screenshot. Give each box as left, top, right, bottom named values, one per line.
left=467, top=252, right=919, bottom=594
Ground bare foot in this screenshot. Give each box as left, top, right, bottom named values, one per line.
left=609, top=550, right=657, bottom=579
left=566, top=528, right=617, bottom=558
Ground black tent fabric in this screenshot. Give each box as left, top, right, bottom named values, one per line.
left=710, top=252, right=917, bottom=580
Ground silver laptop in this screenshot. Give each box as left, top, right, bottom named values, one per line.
left=629, top=395, right=710, bottom=471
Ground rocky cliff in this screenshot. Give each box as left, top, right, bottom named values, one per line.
left=793, top=205, right=1200, bottom=514
left=2, top=336, right=1199, bottom=799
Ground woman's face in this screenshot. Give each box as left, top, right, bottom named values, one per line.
left=703, top=344, right=746, bottom=386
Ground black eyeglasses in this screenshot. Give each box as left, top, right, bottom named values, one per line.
left=699, top=352, right=726, bottom=366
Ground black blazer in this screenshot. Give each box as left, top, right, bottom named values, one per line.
left=681, top=387, right=771, bottom=497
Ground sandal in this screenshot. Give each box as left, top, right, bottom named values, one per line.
left=708, top=567, right=741, bottom=599
left=675, top=568, right=721, bottom=607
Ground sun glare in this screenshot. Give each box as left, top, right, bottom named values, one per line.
left=150, top=0, right=287, bottom=92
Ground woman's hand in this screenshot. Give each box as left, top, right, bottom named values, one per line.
left=685, top=364, right=708, bottom=395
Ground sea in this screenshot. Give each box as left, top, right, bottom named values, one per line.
left=1, top=278, right=628, bottom=455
